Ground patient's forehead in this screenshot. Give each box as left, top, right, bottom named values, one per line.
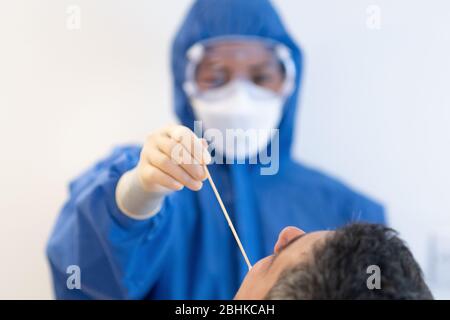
left=284, top=230, right=333, bottom=262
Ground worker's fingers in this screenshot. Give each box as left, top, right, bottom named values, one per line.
left=201, top=138, right=209, bottom=149
left=139, top=164, right=184, bottom=191
left=164, top=125, right=211, bottom=165
left=156, top=135, right=207, bottom=181
left=146, top=149, right=203, bottom=191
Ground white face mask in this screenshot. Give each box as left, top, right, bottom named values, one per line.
left=190, top=80, right=285, bottom=160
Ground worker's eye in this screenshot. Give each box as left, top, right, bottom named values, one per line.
left=250, top=61, right=285, bottom=89
left=252, top=73, right=275, bottom=85
left=197, top=68, right=229, bottom=89
left=203, top=75, right=228, bottom=88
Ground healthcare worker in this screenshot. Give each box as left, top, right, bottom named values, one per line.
left=47, top=0, right=385, bottom=299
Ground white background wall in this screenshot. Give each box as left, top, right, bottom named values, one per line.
left=0, top=0, right=449, bottom=299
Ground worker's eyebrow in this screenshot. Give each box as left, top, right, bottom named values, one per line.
left=249, top=59, right=280, bottom=71
left=267, top=233, right=307, bottom=271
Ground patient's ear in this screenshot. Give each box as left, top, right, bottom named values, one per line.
left=274, top=226, right=305, bottom=255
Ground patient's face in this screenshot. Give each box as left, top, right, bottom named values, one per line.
left=234, top=227, right=332, bottom=300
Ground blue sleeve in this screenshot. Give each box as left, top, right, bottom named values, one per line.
left=46, top=146, right=175, bottom=299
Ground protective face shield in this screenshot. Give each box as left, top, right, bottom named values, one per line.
left=183, top=37, right=296, bottom=160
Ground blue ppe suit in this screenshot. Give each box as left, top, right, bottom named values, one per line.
left=47, top=0, right=385, bottom=299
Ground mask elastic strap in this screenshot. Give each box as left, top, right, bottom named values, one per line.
left=204, top=165, right=253, bottom=271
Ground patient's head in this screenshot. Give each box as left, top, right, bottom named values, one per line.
left=234, top=223, right=433, bottom=300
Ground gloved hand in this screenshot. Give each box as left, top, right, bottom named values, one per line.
left=116, top=125, right=211, bottom=219
left=137, top=124, right=211, bottom=192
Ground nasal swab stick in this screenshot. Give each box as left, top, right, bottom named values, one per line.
left=204, top=165, right=252, bottom=270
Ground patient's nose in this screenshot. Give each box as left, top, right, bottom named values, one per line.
left=274, top=226, right=305, bottom=255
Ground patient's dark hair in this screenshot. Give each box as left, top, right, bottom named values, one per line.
left=266, top=223, right=433, bottom=300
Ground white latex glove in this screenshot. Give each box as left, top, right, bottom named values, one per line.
left=116, top=125, right=211, bottom=219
